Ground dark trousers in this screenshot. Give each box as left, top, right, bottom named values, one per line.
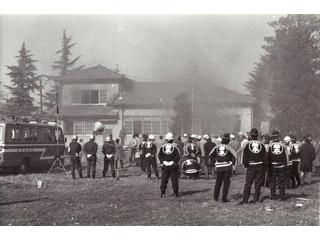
left=70, top=155, right=83, bottom=179
left=291, top=161, right=301, bottom=186
left=269, top=167, right=286, bottom=200
left=103, top=156, right=115, bottom=178
left=242, top=165, right=265, bottom=203
left=140, top=156, right=146, bottom=172
left=160, top=165, right=179, bottom=194
left=285, top=165, right=292, bottom=188
left=214, top=170, right=232, bottom=201
left=87, top=156, right=97, bottom=178
left=146, top=156, right=159, bottom=178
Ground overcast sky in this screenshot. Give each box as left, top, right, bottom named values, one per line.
left=0, top=14, right=277, bottom=95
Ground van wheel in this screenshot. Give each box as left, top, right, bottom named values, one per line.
left=20, top=158, right=31, bottom=174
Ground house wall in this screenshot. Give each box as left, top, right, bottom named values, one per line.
left=61, top=83, right=119, bottom=105
left=219, top=107, right=252, bottom=134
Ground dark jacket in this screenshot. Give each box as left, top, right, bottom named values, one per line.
left=102, top=142, right=116, bottom=155
left=158, top=142, right=180, bottom=165
left=142, top=141, right=157, bottom=158
left=267, top=141, right=287, bottom=169
left=83, top=140, right=98, bottom=156
left=68, top=140, right=82, bottom=156
left=209, top=144, right=236, bottom=172
left=299, top=142, right=316, bottom=172
left=242, top=140, right=267, bottom=168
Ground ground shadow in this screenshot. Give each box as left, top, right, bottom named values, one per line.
left=180, top=188, right=211, bottom=196
left=0, top=198, right=49, bottom=206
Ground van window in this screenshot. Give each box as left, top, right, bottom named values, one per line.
left=5, top=125, right=23, bottom=142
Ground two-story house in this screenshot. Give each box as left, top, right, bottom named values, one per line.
left=49, top=64, right=253, bottom=145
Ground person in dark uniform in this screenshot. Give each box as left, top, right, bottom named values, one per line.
left=139, top=134, right=148, bottom=172
left=84, top=135, right=98, bottom=178
left=290, top=135, right=301, bottom=188
left=299, top=135, right=316, bottom=185
left=203, top=135, right=216, bottom=179
left=268, top=130, right=288, bottom=201
left=209, top=133, right=236, bottom=202
left=102, top=136, right=116, bottom=178
left=239, top=128, right=267, bottom=204
left=158, top=132, right=181, bottom=198
left=68, top=135, right=83, bottom=179
left=142, top=134, right=159, bottom=179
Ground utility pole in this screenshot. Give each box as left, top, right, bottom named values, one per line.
left=39, top=75, right=43, bottom=118
left=191, top=78, right=194, bottom=133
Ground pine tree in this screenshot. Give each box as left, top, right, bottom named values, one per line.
left=44, top=30, right=83, bottom=111
left=170, top=92, right=192, bottom=136
left=5, top=42, right=40, bottom=117
left=246, top=14, right=320, bottom=137
left=244, top=56, right=272, bottom=128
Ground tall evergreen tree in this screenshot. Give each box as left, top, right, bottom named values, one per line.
left=170, top=92, right=192, bottom=136
left=246, top=14, right=320, bottom=137
left=44, top=30, right=83, bottom=111
left=5, top=42, right=40, bottom=117
left=244, top=56, right=272, bottom=128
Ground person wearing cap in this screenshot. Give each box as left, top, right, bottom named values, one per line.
left=289, top=136, right=301, bottom=187
left=68, top=135, right=83, bottom=179
left=158, top=132, right=181, bottom=197
left=267, top=130, right=288, bottom=200
left=203, top=135, right=216, bottom=179
left=283, top=136, right=293, bottom=189
left=142, top=134, right=159, bottom=179
left=209, top=133, right=236, bottom=202
left=182, top=133, right=188, bottom=145
left=184, top=135, right=200, bottom=160
left=299, top=135, right=316, bottom=185
left=102, top=136, right=117, bottom=178
left=83, top=135, right=98, bottom=178
left=239, top=128, right=267, bottom=204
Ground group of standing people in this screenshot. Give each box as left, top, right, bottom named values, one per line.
left=67, top=134, right=125, bottom=180
left=67, top=128, right=318, bottom=203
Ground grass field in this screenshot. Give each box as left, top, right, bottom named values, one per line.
left=0, top=157, right=319, bottom=226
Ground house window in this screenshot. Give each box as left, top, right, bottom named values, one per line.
left=124, top=120, right=133, bottom=135
left=152, top=120, right=161, bottom=135
left=73, top=121, right=95, bottom=136
left=124, top=118, right=164, bottom=136
left=90, top=90, right=99, bottom=104
left=143, top=120, right=152, bottom=134
left=74, top=122, right=83, bottom=136
left=161, top=120, right=168, bottom=134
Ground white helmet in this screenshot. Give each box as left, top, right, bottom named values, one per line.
left=148, top=134, right=155, bottom=140
left=203, top=134, right=209, bottom=140
left=72, top=135, right=78, bottom=140
left=217, top=137, right=222, bottom=142
left=106, top=136, right=111, bottom=142
left=230, top=134, right=235, bottom=139
left=197, top=135, right=202, bottom=140
left=183, top=133, right=188, bottom=137
left=165, top=132, right=174, bottom=140
left=191, top=134, right=197, bottom=139
left=90, top=134, right=95, bottom=140
left=284, top=136, right=291, bottom=143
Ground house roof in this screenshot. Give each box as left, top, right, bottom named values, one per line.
left=55, top=65, right=128, bottom=82
left=113, top=82, right=253, bottom=108
left=47, top=105, right=118, bottom=119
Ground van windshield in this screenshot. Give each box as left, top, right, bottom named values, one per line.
left=0, top=126, right=3, bottom=142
